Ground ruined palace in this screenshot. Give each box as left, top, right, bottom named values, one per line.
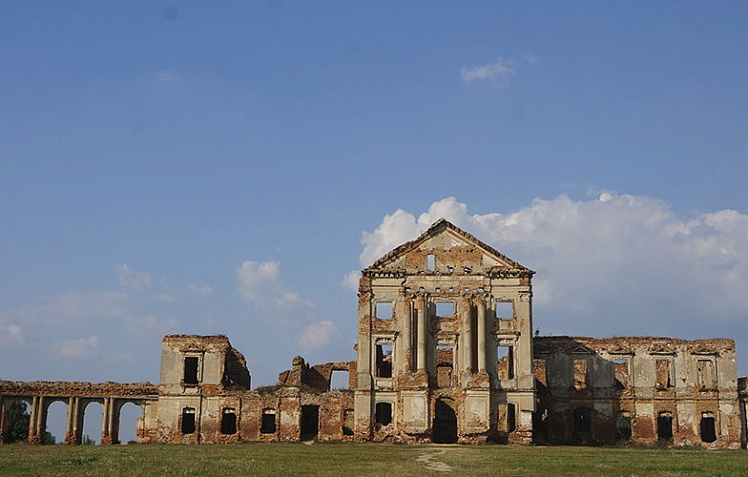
left=1, top=219, right=746, bottom=448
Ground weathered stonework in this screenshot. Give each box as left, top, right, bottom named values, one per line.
left=0, top=219, right=745, bottom=448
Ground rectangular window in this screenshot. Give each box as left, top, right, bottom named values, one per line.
left=261, top=409, right=276, bottom=434
left=221, top=408, right=237, bottom=435
left=700, top=412, right=716, bottom=443
left=697, top=359, right=715, bottom=389
left=497, top=345, right=515, bottom=380
left=435, top=302, right=454, bottom=317
left=375, top=302, right=393, bottom=320
left=614, top=358, right=629, bottom=389
left=655, top=359, right=672, bottom=389
left=427, top=254, right=435, bottom=271
left=183, top=356, right=199, bottom=384
left=496, top=301, right=514, bottom=319
left=376, top=344, right=393, bottom=378
left=375, top=402, right=392, bottom=426
left=573, top=358, right=588, bottom=390
left=533, top=359, right=548, bottom=388
left=657, top=413, right=673, bottom=441
left=181, top=408, right=196, bottom=434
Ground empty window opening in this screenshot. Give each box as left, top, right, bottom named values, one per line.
left=657, top=412, right=673, bottom=441
left=181, top=408, right=196, bottom=434
left=82, top=401, right=103, bottom=445
left=44, top=400, right=67, bottom=445
left=261, top=409, right=276, bottom=434
left=432, top=400, right=457, bottom=443
left=5, top=400, right=31, bottom=444
left=343, top=409, right=354, bottom=436
left=436, top=345, right=454, bottom=388
left=427, top=254, right=435, bottom=271
left=330, top=370, right=350, bottom=390
left=614, top=358, right=630, bottom=389
left=533, top=359, right=548, bottom=389
left=221, top=408, right=237, bottom=435
left=447, top=266, right=454, bottom=274
left=436, top=302, right=454, bottom=317
left=375, top=302, right=393, bottom=320
left=655, top=359, right=672, bottom=389
left=616, top=412, right=632, bottom=441
left=496, top=301, right=514, bottom=319
left=183, top=356, right=199, bottom=384
left=700, top=413, right=716, bottom=443
left=300, top=406, right=319, bottom=441
left=497, top=346, right=515, bottom=380
left=117, top=402, right=143, bottom=445
left=376, top=344, right=393, bottom=378
left=435, top=287, right=441, bottom=293
left=498, top=403, right=516, bottom=433
left=375, top=403, right=392, bottom=427
left=573, top=407, right=592, bottom=434
left=573, top=358, right=588, bottom=390
left=697, top=359, right=716, bottom=389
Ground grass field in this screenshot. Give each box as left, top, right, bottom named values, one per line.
left=1, top=442, right=747, bottom=476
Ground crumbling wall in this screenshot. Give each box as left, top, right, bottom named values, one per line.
left=278, top=357, right=356, bottom=392
left=534, top=336, right=741, bottom=449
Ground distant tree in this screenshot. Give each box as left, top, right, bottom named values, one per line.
left=6, top=401, right=30, bottom=443
left=43, top=432, right=56, bottom=445
left=81, top=435, right=95, bottom=445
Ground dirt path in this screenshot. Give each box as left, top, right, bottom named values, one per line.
left=415, top=449, right=454, bottom=472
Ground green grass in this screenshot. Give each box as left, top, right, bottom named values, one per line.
left=0, top=442, right=746, bottom=476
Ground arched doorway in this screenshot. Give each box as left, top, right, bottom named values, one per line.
left=432, top=399, right=457, bottom=443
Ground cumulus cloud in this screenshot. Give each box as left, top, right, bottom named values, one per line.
left=341, top=270, right=361, bottom=292
left=114, top=263, right=152, bottom=290
left=57, top=336, right=100, bottom=359
left=188, top=283, right=213, bottom=295
left=0, top=325, right=25, bottom=347
left=236, top=260, right=314, bottom=320
left=355, top=194, right=748, bottom=339
left=299, top=321, right=339, bottom=351
left=461, top=58, right=516, bottom=87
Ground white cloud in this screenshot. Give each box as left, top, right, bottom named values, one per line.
left=10, top=291, right=130, bottom=325
left=155, top=69, right=177, bottom=83
left=0, top=324, right=25, bottom=347
left=357, top=194, right=748, bottom=338
left=341, top=270, right=360, bottom=292
left=122, top=315, right=180, bottom=337
left=114, top=263, right=152, bottom=290
left=188, top=283, right=214, bottom=295
left=521, top=53, right=539, bottom=64
left=460, top=58, right=516, bottom=87
left=236, top=260, right=314, bottom=320
left=57, top=336, right=100, bottom=359
left=299, top=321, right=339, bottom=351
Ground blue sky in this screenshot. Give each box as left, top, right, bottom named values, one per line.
left=2, top=0, right=748, bottom=403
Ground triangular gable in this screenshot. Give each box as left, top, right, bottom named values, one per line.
left=608, top=345, right=634, bottom=355
left=649, top=344, right=676, bottom=355
left=568, top=345, right=595, bottom=355
left=691, top=346, right=718, bottom=356
left=366, top=218, right=533, bottom=273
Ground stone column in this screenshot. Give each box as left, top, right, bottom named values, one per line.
left=101, top=398, right=116, bottom=445
left=461, top=295, right=474, bottom=374
left=356, top=292, right=372, bottom=388
left=416, top=294, right=427, bottom=372
left=64, top=397, right=75, bottom=444
left=67, top=397, right=82, bottom=445
left=402, top=295, right=413, bottom=373
left=477, top=297, right=487, bottom=372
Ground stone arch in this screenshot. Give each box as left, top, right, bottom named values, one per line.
left=432, top=398, right=457, bottom=443
left=80, top=398, right=105, bottom=445
left=43, top=398, right=68, bottom=445
left=115, top=400, right=146, bottom=444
